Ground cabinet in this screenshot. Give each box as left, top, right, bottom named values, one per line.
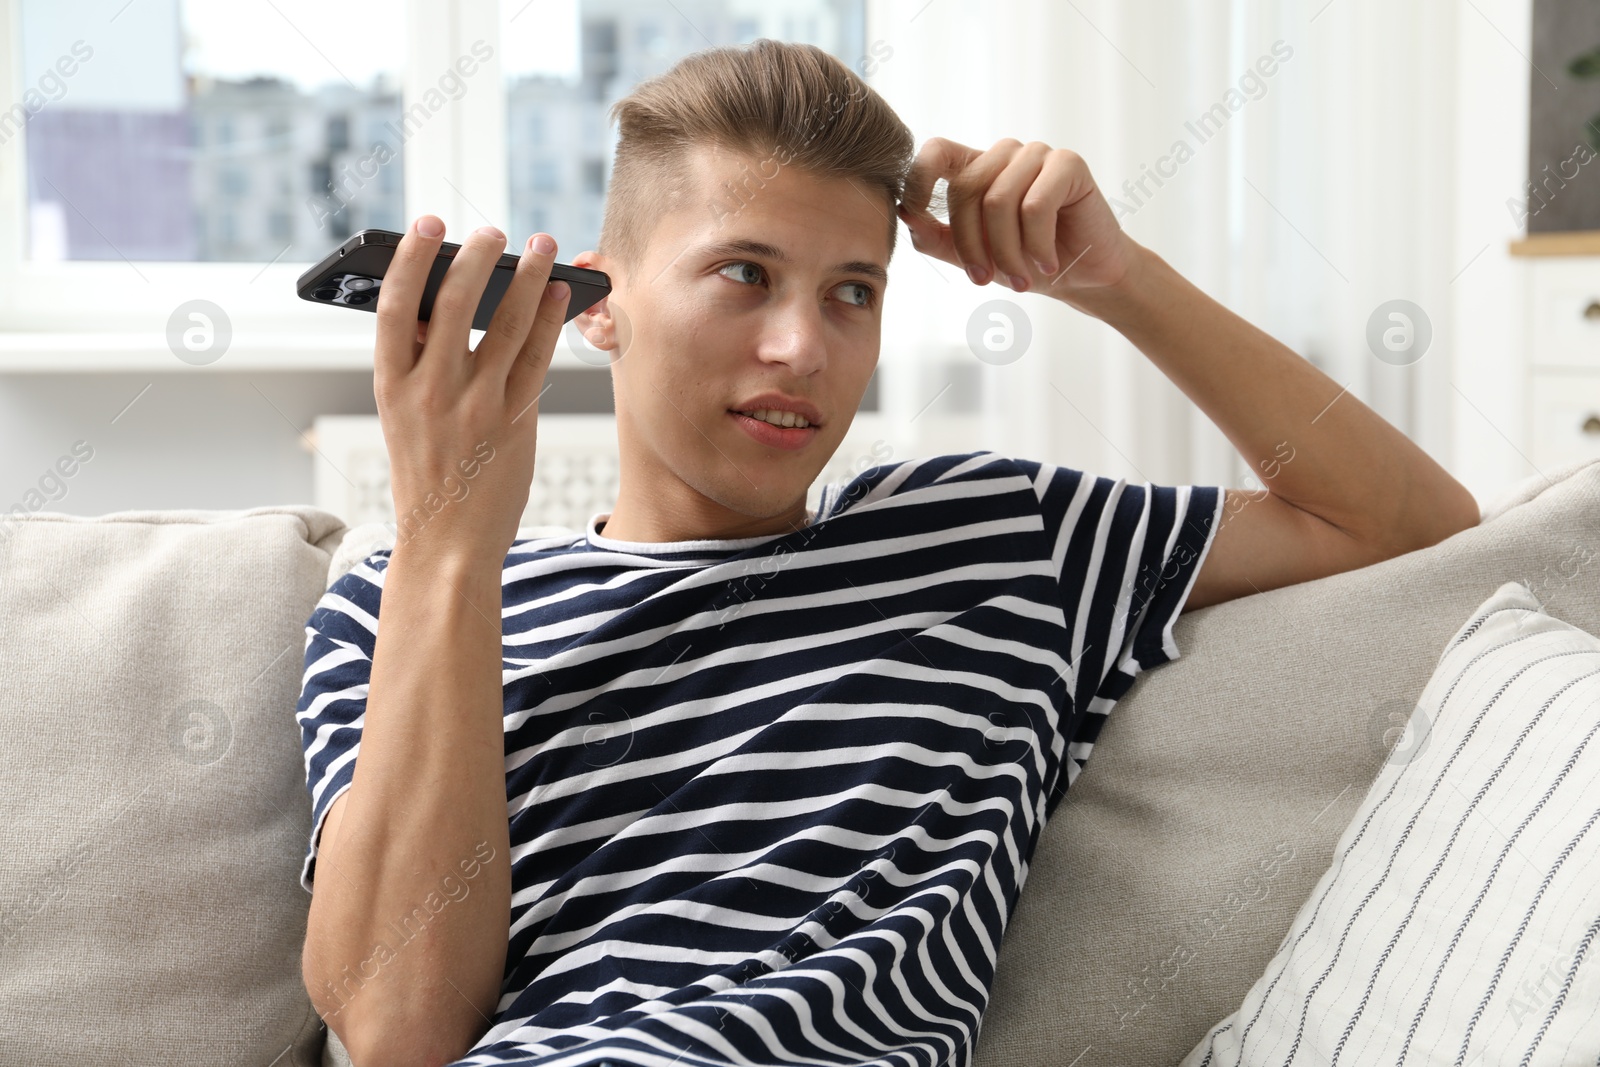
left=1511, top=236, right=1600, bottom=471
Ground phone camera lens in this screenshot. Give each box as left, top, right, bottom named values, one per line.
left=313, top=287, right=340, bottom=301
left=345, top=292, right=372, bottom=306
left=345, top=276, right=376, bottom=292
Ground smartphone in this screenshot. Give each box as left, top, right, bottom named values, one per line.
left=295, top=228, right=611, bottom=330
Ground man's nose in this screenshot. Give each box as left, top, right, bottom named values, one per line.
left=756, top=299, right=829, bottom=372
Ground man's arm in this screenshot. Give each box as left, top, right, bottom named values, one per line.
left=302, top=545, right=513, bottom=1067
left=1055, top=242, right=1480, bottom=612
left=897, top=137, right=1480, bottom=612
left=299, top=214, right=571, bottom=1066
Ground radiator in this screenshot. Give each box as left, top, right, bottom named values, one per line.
left=309, top=412, right=895, bottom=541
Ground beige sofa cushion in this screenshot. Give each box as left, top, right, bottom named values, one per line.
left=0, top=506, right=347, bottom=1067
left=1179, top=579, right=1600, bottom=1065
left=974, top=459, right=1600, bottom=1066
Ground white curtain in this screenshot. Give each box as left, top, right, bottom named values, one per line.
left=869, top=0, right=1495, bottom=495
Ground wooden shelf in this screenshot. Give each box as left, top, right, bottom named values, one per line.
left=1509, top=231, right=1600, bottom=256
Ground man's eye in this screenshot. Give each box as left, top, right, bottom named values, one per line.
left=837, top=282, right=875, bottom=308
left=716, top=262, right=875, bottom=308
left=717, top=261, right=764, bottom=285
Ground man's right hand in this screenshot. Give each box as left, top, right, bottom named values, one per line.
left=375, top=215, right=571, bottom=562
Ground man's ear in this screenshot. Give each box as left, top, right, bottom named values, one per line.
left=569, top=249, right=623, bottom=354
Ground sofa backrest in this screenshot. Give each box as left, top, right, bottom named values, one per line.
left=0, top=506, right=346, bottom=1067
left=5, top=459, right=1594, bottom=1067
left=974, top=459, right=1600, bottom=1066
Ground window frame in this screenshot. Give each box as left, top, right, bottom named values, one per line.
left=0, top=0, right=509, bottom=351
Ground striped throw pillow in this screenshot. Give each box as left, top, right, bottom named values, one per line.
left=1182, top=580, right=1600, bottom=1066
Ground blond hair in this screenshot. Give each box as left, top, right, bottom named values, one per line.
left=598, top=38, right=914, bottom=281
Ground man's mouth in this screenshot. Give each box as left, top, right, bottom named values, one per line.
left=729, top=407, right=815, bottom=429
left=727, top=410, right=820, bottom=451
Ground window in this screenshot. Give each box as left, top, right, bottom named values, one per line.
left=530, top=159, right=560, bottom=193
left=636, top=20, right=665, bottom=57
left=498, top=0, right=867, bottom=269
left=265, top=115, right=289, bottom=148
left=14, top=0, right=404, bottom=263
left=325, top=115, right=349, bottom=153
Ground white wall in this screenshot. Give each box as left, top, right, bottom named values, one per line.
left=0, top=373, right=377, bottom=515
left=1452, top=0, right=1538, bottom=506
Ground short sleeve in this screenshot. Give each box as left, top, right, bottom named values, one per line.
left=293, top=552, right=389, bottom=894
left=1010, top=457, right=1224, bottom=809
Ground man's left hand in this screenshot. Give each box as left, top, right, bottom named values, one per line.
left=898, top=136, right=1139, bottom=305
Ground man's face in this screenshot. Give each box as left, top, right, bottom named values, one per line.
left=571, top=143, right=890, bottom=541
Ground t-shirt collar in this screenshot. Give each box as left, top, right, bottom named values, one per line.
left=584, top=510, right=820, bottom=555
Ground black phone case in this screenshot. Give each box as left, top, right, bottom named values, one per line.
left=295, top=228, right=612, bottom=330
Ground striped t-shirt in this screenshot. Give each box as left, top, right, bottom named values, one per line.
left=296, top=450, right=1224, bottom=1067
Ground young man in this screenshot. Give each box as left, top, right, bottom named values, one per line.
left=295, top=38, right=1478, bottom=1067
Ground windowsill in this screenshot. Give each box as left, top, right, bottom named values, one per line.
left=0, top=332, right=377, bottom=372
left=0, top=332, right=605, bottom=373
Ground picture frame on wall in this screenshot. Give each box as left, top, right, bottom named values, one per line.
left=1524, top=0, right=1600, bottom=234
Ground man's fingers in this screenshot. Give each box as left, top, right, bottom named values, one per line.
left=902, top=136, right=973, bottom=220
left=422, top=226, right=507, bottom=382
left=504, top=274, right=571, bottom=420
left=948, top=139, right=1023, bottom=285
left=898, top=204, right=955, bottom=263
left=476, top=232, right=557, bottom=382
left=1022, top=150, right=1078, bottom=275
left=901, top=136, right=991, bottom=277
left=982, top=142, right=1051, bottom=288
left=904, top=136, right=1015, bottom=283
left=375, top=215, right=446, bottom=384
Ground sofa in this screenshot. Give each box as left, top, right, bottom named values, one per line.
left=2, top=456, right=1596, bottom=1067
